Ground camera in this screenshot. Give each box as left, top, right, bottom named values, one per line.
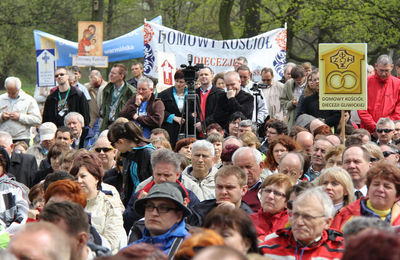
left=250, top=82, right=268, bottom=92
left=180, top=54, right=204, bottom=91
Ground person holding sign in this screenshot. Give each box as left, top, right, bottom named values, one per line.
left=358, top=55, right=400, bottom=133
left=296, top=69, right=341, bottom=129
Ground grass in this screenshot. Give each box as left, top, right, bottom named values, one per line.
left=0, top=83, right=39, bottom=97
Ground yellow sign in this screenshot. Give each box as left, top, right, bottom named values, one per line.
left=319, top=43, right=367, bottom=110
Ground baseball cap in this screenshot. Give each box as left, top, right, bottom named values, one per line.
left=39, top=122, right=57, bottom=142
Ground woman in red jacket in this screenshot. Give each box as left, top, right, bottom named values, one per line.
left=249, top=174, right=293, bottom=241
left=331, top=161, right=400, bottom=230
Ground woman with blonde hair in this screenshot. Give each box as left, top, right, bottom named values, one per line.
left=317, top=166, right=355, bottom=212
left=362, top=142, right=384, bottom=163
left=239, top=131, right=261, bottom=149
left=150, top=137, right=172, bottom=150
left=324, top=145, right=345, bottom=168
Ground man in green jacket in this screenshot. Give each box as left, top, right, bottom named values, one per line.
left=279, top=65, right=306, bottom=131
left=100, top=64, right=136, bottom=131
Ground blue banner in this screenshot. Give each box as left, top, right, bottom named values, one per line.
left=33, top=16, right=162, bottom=66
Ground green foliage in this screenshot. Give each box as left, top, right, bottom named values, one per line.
left=2, top=0, right=400, bottom=88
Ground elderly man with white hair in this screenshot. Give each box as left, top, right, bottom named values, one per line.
left=64, top=112, right=95, bottom=149
left=260, top=187, right=344, bottom=259
left=119, top=77, right=165, bottom=138
left=0, top=77, right=41, bottom=144
left=232, top=147, right=264, bottom=212
left=181, top=140, right=218, bottom=201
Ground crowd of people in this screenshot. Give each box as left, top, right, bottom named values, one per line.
left=0, top=55, right=400, bottom=259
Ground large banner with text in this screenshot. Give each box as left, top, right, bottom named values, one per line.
left=143, top=22, right=286, bottom=82
left=33, top=16, right=162, bottom=67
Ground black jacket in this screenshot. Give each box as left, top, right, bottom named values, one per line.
left=9, top=152, right=38, bottom=188
left=214, top=90, right=254, bottom=129
left=158, top=87, right=188, bottom=148
left=103, top=168, right=123, bottom=194
left=42, top=86, right=90, bottom=127
left=187, top=199, right=253, bottom=227
left=121, top=143, right=155, bottom=206
left=195, top=86, right=224, bottom=126
left=297, top=92, right=341, bottom=128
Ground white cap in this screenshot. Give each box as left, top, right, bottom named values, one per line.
left=39, top=122, right=57, bottom=142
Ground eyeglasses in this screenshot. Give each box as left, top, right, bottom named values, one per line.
left=95, top=147, right=114, bottom=153
left=55, top=73, right=65, bottom=78
left=383, top=151, right=398, bottom=158
left=376, top=128, right=393, bottom=133
left=288, top=211, right=325, bottom=222
left=144, top=203, right=178, bottom=214
left=262, top=188, right=286, bottom=198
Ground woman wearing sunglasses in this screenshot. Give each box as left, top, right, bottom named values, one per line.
left=379, top=144, right=400, bottom=166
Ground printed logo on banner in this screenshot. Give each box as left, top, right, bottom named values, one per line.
left=144, top=23, right=155, bottom=74
left=273, top=29, right=287, bottom=78
left=276, top=29, right=287, bottom=51
left=273, top=50, right=286, bottom=78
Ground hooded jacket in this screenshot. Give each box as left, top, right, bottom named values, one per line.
left=127, top=220, right=189, bottom=257
left=331, top=197, right=400, bottom=231
left=259, top=228, right=344, bottom=260
left=250, top=209, right=289, bottom=241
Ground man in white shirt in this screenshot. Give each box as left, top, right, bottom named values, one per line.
left=342, top=146, right=371, bottom=199
left=0, top=77, right=42, bottom=143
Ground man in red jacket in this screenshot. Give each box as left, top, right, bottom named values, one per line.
left=260, top=187, right=344, bottom=259
left=358, top=55, right=400, bottom=133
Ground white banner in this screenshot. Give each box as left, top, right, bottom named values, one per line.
left=157, top=51, right=176, bottom=93
left=143, top=22, right=287, bottom=82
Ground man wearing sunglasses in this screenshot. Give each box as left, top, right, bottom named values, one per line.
left=43, top=67, right=90, bottom=127
left=358, top=55, right=400, bottom=133
left=260, top=187, right=344, bottom=259
left=375, top=117, right=395, bottom=145
left=379, top=144, right=400, bottom=166
left=93, top=136, right=116, bottom=172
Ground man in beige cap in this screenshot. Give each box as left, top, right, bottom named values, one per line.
left=26, top=122, right=57, bottom=168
